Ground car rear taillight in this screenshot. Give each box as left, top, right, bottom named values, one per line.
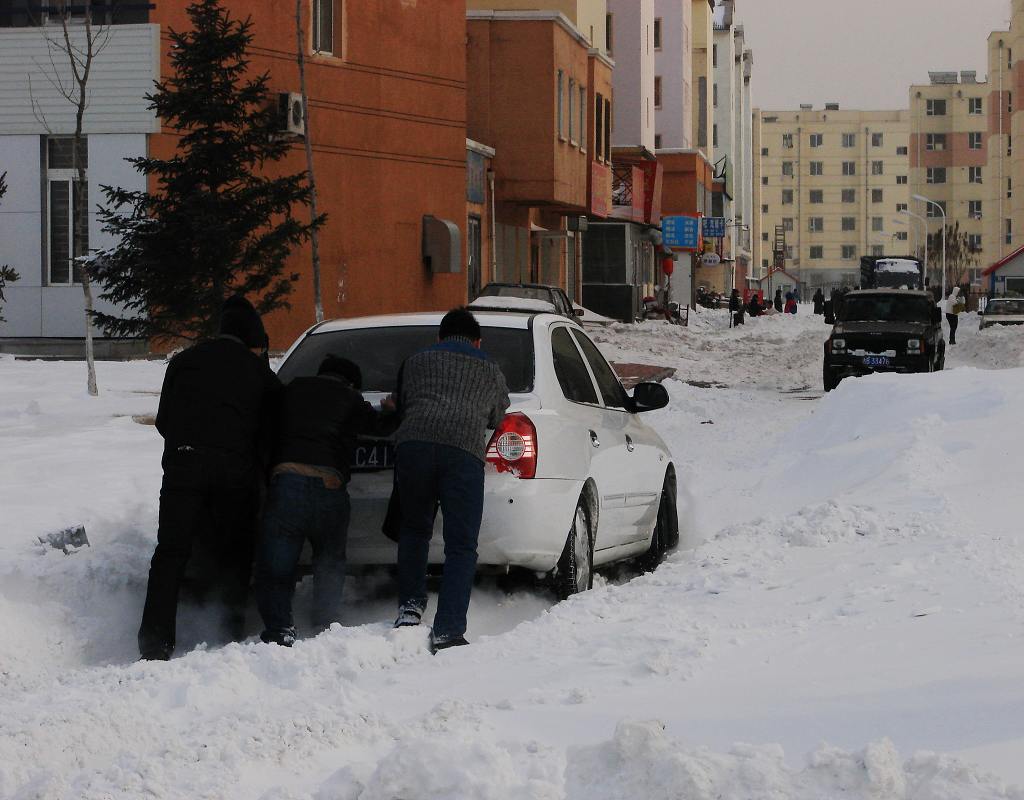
left=486, top=412, right=538, bottom=479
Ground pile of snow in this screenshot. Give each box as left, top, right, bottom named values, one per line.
left=3, top=317, right=1024, bottom=797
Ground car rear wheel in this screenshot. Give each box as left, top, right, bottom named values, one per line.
left=823, top=367, right=840, bottom=392
left=554, top=497, right=594, bottom=600
left=640, top=472, right=679, bottom=572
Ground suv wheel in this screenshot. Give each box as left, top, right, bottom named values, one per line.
left=554, top=497, right=594, bottom=600
left=823, top=367, right=840, bottom=392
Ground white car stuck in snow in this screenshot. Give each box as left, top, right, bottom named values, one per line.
left=277, top=310, right=679, bottom=598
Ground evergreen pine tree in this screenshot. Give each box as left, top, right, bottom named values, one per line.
left=91, top=0, right=324, bottom=342
left=0, top=172, right=20, bottom=324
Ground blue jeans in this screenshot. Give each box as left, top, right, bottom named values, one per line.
left=255, top=473, right=351, bottom=635
left=396, top=442, right=485, bottom=639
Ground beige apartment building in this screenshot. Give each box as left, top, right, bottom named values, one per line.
left=466, top=0, right=609, bottom=56
left=753, top=106, right=911, bottom=292
left=908, top=72, right=990, bottom=284
left=690, top=0, right=714, bottom=160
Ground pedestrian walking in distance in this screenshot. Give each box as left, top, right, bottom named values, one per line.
left=813, top=288, right=825, bottom=316
left=138, top=295, right=281, bottom=661
left=392, top=307, right=510, bottom=653
left=784, top=292, right=798, bottom=314
left=773, top=288, right=784, bottom=313
left=255, top=356, right=384, bottom=646
left=945, top=287, right=964, bottom=345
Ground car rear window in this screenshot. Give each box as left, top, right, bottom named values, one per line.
left=840, top=295, right=933, bottom=324
left=277, top=325, right=535, bottom=393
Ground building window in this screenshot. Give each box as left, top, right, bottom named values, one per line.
left=782, top=189, right=794, bottom=205
left=872, top=132, right=884, bottom=147
left=895, top=231, right=908, bottom=241
left=810, top=161, right=823, bottom=176
left=926, top=167, right=946, bottom=184
left=606, top=13, right=613, bottom=53
left=896, top=203, right=908, bottom=212
left=872, top=217, right=884, bottom=232
left=872, top=245, right=885, bottom=256
left=842, top=245, right=857, bottom=259
left=871, top=161, right=884, bottom=175
left=969, top=166, right=983, bottom=184
left=810, top=246, right=824, bottom=259
left=579, top=85, right=586, bottom=150
left=595, top=93, right=604, bottom=160
left=712, top=43, right=717, bottom=68
left=568, top=78, right=576, bottom=143
left=46, top=136, right=89, bottom=286
left=653, top=17, right=662, bottom=49
left=761, top=176, right=768, bottom=185
left=842, top=217, right=856, bottom=231
left=842, top=133, right=856, bottom=148
left=654, top=133, right=662, bottom=150
left=809, top=133, right=823, bottom=147
left=762, top=232, right=769, bottom=241
left=1009, top=177, right=1013, bottom=199
left=896, top=175, right=908, bottom=185
left=809, top=190, right=824, bottom=204
left=604, top=98, right=611, bottom=161
left=782, top=161, right=794, bottom=176
left=969, top=132, right=983, bottom=150
left=968, top=234, right=982, bottom=251
left=1010, top=92, right=1014, bottom=113
left=762, top=204, right=769, bottom=214
left=969, top=97, right=983, bottom=115
left=312, top=0, right=335, bottom=54
left=897, top=145, right=908, bottom=155
left=557, top=70, right=565, bottom=139
left=842, top=189, right=856, bottom=203
left=842, top=161, right=856, bottom=176
left=655, top=76, right=663, bottom=109
left=926, top=201, right=947, bottom=219
left=969, top=200, right=983, bottom=219
left=783, top=217, right=794, bottom=231
left=1006, top=218, right=1013, bottom=245
left=926, top=98, right=947, bottom=116
left=783, top=133, right=794, bottom=149
left=713, top=82, right=718, bottom=108
left=872, top=188, right=883, bottom=203
left=925, top=133, right=946, bottom=151
left=762, top=147, right=769, bottom=156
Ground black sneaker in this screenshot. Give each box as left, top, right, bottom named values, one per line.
left=260, top=627, right=296, bottom=647
left=430, top=632, right=469, bottom=654
left=139, top=644, right=172, bottom=662
left=394, top=602, right=424, bottom=628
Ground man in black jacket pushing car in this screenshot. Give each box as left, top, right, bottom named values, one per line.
left=255, top=355, right=381, bottom=646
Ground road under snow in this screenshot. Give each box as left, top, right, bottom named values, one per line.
left=2, top=308, right=1024, bottom=799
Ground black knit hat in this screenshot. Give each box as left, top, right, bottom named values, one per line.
left=318, top=355, right=362, bottom=389
left=219, top=295, right=267, bottom=349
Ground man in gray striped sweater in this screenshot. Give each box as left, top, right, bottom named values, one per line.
left=392, top=308, right=510, bottom=653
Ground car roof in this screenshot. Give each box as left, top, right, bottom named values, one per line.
left=309, top=311, right=572, bottom=335
left=848, top=289, right=932, bottom=298
left=484, top=282, right=561, bottom=290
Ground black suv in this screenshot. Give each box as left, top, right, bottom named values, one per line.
left=823, top=290, right=945, bottom=392
left=477, top=283, right=581, bottom=320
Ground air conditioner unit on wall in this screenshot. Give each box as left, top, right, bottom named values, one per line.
left=277, top=92, right=305, bottom=137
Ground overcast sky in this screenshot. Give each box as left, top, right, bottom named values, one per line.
left=737, top=0, right=1012, bottom=110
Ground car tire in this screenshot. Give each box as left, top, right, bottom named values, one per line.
left=823, top=367, right=840, bottom=392
left=640, top=472, right=679, bottom=572
left=554, top=496, right=594, bottom=600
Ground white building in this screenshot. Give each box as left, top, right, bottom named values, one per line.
left=0, top=11, right=157, bottom=353
left=607, top=0, right=655, bottom=151
left=711, top=0, right=754, bottom=282
left=653, top=0, right=693, bottom=150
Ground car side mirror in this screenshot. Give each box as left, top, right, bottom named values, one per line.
left=932, top=307, right=942, bottom=325
left=631, top=382, right=670, bottom=413
left=574, top=307, right=585, bottom=317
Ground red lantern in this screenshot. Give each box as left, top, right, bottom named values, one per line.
left=662, top=256, right=675, bottom=276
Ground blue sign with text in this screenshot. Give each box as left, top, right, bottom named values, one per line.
left=701, top=217, right=727, bottom=238
left=662, top=215, right=700, bottom=249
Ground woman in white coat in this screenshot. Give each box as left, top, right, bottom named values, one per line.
left=944, top=287, right=964, bottom=345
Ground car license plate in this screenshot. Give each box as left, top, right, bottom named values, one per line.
left=352, top=440, right=394, bottom=472
left=863, top=356, right=891, bottom=367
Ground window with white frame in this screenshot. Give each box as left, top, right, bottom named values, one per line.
left=872, top=217, right=884, bottom=232
left=312, top=0, right=335, bottom=54
left=896, top=203, right=908, bottom=212
left=969, top=97, right=983, bottom=115
left=809, top=217, right=824, bottom=232
left=842, top=133, right=856, bottom=148
left=1006, top=218, right=1013, bottom=245
left=842, top=161, right=856, bottom=176
left=46, top=137, right=89, bottom=286
left=810, top=246, right=824, bottom=259
left=782, top=133, right=794, bottom=148
left=872, top=160, right=884, bottom=175
left=783, top=217, right=794, bottom=231
left=872, top=132, right=883, bottom=147
left=809, top=189, right=823, bottom=203
left=926, top=201, right=946, bottom=219
left=969, top=166, right=983, bottom=184
left=925, top=133, right=946, bottom=151
left=579, top=85, right=586, bottom=150
left=927, top=167, right=946, bottom=184
left=810, top=161, right=823, bottom=176
left=969, top=200, right=983, bottom=219
left=896, top=231, right=908, bottom=241
left=871, top=245, right=884, bottom=256
left=968, top=234, right=982, bottom=251
left=568, top=77, right=576, bottom=142
left=842, top=217, right=856, bottom=231
left=809, top=133, right=823, bottom=147
left=896, top=175, right=908, bottom=184
left=842, top=245, right=857, bottom=259
left=926, top=99, right=946, bottom=116
left=557, top=70, right=565, bottom=139
left=782, top=161, right=793, bottom=176
left=842, top=188, right=856, bottom=203
left=969, top=132, right=983, bottom=150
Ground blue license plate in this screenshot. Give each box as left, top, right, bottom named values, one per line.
left=863, top=356, right=891, bottom=367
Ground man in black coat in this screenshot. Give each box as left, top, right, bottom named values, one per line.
left=254, top=356, right=382, bottom=646
left=138, top=295, right=282, bottom=661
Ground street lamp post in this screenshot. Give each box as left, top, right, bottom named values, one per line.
left=913, top=193, right=947, bottom=299
left=898, top=209, right=928, bottom=286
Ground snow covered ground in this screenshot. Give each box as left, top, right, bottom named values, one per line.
left=2, top=309, right=1024, bottom=799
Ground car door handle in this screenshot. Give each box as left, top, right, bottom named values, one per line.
left=589, top=430, right=601, bottom=448
left=625, top=435, right=635, bottom=452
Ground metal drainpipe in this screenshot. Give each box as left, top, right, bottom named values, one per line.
left=999, top=41, right=1005, bottom=258
left=488, top=169, right=498, bottom=283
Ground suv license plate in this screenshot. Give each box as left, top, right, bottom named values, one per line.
left=352, top=441, right=395, bottom=472
left=863, top=356, right=891, bottom=367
